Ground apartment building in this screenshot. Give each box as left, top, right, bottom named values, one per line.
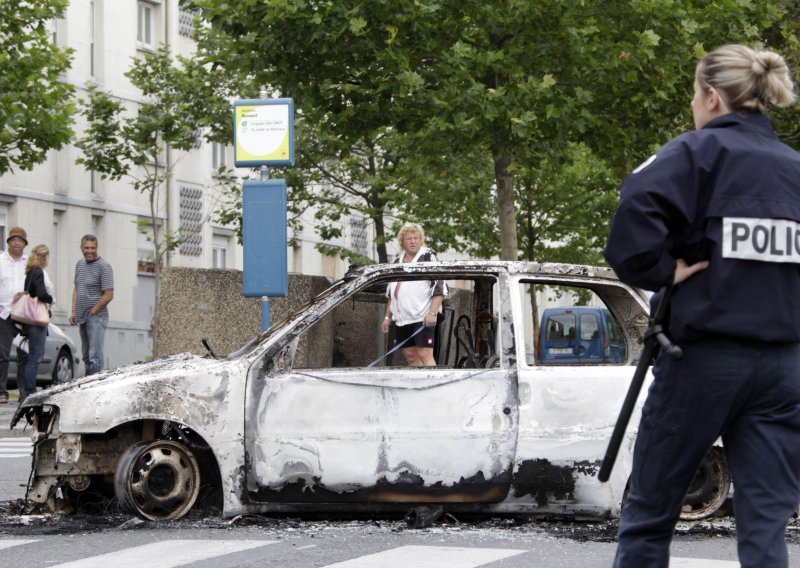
left=0, top=1, right=371, bottom=373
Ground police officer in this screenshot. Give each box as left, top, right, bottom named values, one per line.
left=605, top=45, right=800, bottom=568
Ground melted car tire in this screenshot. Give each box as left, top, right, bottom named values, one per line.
left=680, top=446, right=731, bottom=520
left=622, top=447, right=730, bottom=521
left=114, top=440, right=201, bottom=521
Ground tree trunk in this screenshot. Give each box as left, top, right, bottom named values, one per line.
left=367, top=190, right=389, bottom=263
left=375, top=216, right=389, bottom=263
left=494, top=148, right=518, bottom=260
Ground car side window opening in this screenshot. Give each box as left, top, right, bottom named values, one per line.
left=519, top=282, right=628, bottom=366
left=285, top=274, right=500, bottom=372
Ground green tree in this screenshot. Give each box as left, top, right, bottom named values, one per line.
left=193, top=0, right=439, bottom=263
left=764, top=0, right=800, bottom=148
left=409, top=0, right=778, bottom=258
left=76, top=46, right=237, bottom=349
left=193, top=0, right=781, bottom=262
left=0, top=0, right=74, bottom=174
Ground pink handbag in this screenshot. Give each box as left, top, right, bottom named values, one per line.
left=10, top=293, right=49, bottom=327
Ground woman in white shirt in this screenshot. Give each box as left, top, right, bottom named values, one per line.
left=380, top=223, right=446, bottom=366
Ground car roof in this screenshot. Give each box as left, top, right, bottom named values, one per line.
left=542, top=306, right=611, bottom=314
left=343, top=260, right=620, bottom=282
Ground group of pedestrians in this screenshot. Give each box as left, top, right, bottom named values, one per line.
left=0, top=229, right=114, bottom=404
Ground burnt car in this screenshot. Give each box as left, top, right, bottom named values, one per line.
left=12, top=261, right=730, bottom=521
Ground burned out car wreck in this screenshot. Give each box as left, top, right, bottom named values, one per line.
left=11, top=261, right=731, bottom=522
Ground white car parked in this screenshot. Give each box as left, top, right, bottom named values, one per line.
left=8, top=323, right=78, bottom=387
left=13, top=262, right=730, bottom=521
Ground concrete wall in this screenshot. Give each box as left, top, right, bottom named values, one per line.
left=156, top=267, right=479, bottom=370
left=156, top=267, right=333, bottom=358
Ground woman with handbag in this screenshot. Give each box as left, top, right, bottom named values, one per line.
left=17, top=244, right=53, bottom=402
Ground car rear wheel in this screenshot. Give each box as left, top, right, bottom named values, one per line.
left=51, top=348, right=73, bottom=385
left=680, top=446, right=730, bottom=520
left=114, top=440, right=201, bottom=521
left=622, top=447, right=731, bottom=521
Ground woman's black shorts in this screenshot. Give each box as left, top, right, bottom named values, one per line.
left=393, top=321, right=435, bottom=349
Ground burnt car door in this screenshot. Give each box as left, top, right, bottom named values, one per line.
left=512, top=276, right=648, bottom=516
left=244, top=271, right=520, bottom=505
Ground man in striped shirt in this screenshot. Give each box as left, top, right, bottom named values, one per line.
left=69, top=235, right=114, bottom=376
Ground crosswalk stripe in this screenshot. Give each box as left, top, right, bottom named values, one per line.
left=320, top=545, right=527, bottom=568
left=671, top=559, right=739, bottom=567
left=49, top=540, right=278, bottom=568
left=0, top=438, right=32, bottom=458
left=0, top=539, right=39, bottom=550
left=0, top=539, right=747, bottom=566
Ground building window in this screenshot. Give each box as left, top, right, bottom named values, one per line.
left=137, top=1, right=154, bottom=49
left=47, top=17, right=58, bottom=46
left=212, top=235, right=229, bottom=268
left=192, top=129, right=203, bottom=150
left=137, top=223, right=155, bottom=273
left=350, top=217, right=370, bottom=258
left=212, top=142, right=228, bottom=171
left=0, top=210, right=7, bottom=246
left=90, top=1, right=96, bottom=77
left=91, top=214, right=103, bottom=241
left=178, top=7, right=197, bottom=38
left=52, top=211, right=64, bottom=295
left=179, top=185, right=203, bottom=256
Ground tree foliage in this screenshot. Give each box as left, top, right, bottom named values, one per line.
left=192, top=0, right=785, bottom=263
left=765, top=0, right=800, bottom=148
left=0, top=0, right=74, bottom=174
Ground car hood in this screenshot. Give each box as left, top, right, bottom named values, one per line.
left=13, top=352, right=246, bottom=434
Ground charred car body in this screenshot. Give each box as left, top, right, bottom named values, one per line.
left=12, top=261, right=730, bottom=521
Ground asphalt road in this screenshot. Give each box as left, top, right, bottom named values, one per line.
left=0, top=513, right=782, bottom=568
left=0, top=398, right=29, bottom=503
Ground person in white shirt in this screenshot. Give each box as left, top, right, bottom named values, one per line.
left=0, top=227, right=29, bottom=403
left=380, top=223, right=446, bottom=366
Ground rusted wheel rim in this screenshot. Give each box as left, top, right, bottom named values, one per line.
left=115, top=440, right=200, bottom=521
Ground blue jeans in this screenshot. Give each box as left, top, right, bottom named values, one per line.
left=79, top=316, right=107, bottom=376
left=613, top=338, right=800, bottom=568
left=19, top=324, right=47, bottom=400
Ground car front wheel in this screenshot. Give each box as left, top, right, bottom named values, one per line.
left=51, top=348, right=74, bottom=385
left=114, top=440, right=201, bottom=521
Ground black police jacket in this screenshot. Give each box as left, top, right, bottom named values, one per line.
left=605, top=112, right=800, bottom=343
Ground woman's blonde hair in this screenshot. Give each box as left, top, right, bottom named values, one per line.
left=696, top=44, right=796, bottom=114
left=397, top=222, right=425, bottom=250
left=26, top=244, right=49, bottom=273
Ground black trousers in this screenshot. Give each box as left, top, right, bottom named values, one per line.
left=614, top=337, right=800, bottom=568
left=0, top=315, right=25, bottom=396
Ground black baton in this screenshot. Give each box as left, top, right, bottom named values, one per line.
left=597, top=284, right=683, bottom=482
